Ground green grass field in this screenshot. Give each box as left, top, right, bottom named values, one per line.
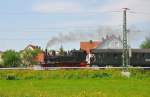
left=0, top=69, right=150, bottom=97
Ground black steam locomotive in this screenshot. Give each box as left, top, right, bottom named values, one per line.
left=43, top=49, right=150, bottom=67
left=43, top=49, right=87, bottom=67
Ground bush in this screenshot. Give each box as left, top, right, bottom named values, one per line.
left=6, top=74, right=16, bottom=80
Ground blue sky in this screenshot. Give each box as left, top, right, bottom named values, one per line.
left=0, top=0, right=150, bottom=51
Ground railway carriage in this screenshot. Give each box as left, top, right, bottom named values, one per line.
left=91, top=49, right=150, bottom=67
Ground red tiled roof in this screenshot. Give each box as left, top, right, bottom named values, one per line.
left=80, top=40, right=101, bottom=53
left=25, top=44, right=38, bottom=50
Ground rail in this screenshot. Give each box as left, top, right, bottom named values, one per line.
left=0, top=67, right=150, bottom=70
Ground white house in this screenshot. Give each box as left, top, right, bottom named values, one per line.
left=96, top=35, right=123, bottom=49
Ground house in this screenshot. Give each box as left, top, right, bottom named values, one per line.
left=80, top=35, right=122, bottom=53
left=33, top=52, right=45, bottom=64
left=80, top=40, right=101, bottom=53
left=96, top=35, right=123, bottom=49
left=24, top=44, right=40, bottom=50
left=23, top=44, right=45, bottom=64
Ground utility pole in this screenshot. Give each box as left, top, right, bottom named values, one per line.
left=122, top=8, right=129, bottom=68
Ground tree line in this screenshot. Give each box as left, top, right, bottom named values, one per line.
left=0, top=48, right=41, bottom=67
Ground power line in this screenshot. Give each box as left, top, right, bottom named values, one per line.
left=0, top=10, right=149, bottom=16
left=0, top=11, right=116, bottom=15
left=0, top=38, right=48, bottom=40
left=128, top=11, right=150, bottom=15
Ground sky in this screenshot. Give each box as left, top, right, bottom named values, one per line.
left=0, top=0, right=150, bottom=51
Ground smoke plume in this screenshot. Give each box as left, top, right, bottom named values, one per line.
left=46, top=26, right=149, bottom=48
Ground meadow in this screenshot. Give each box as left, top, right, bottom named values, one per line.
left=0, top=69, right=150, bottom=97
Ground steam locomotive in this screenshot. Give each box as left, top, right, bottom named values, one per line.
left=42, top=49, right=150, bottom=67
left=43, top=49, right=87, bottom=67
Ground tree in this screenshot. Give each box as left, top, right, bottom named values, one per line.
left=140, top=37, right=150, bottom=48
left=20, top=48, right=41, bottom=67
left=2, top=50, right=21, bottom=67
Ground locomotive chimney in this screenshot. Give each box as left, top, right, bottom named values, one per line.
left=44, top=49, right=48, bottom=64
left=45, top=49, right=48, bottom=56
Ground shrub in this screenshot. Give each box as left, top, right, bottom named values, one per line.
left=6, top=74, right=16, bottom=80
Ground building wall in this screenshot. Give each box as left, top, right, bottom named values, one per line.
left=33, top=52, right=45, bottom=63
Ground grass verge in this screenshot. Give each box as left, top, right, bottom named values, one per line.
left=0, top=69, right=149, bottom=97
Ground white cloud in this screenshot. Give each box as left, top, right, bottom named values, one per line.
left=32, top=1, right=83, bottom=13
left=97, top=0, right=150, bottom=24
left=48, top=20, right=101, bottom=28
left=32, top=0, right=150, bottom=25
